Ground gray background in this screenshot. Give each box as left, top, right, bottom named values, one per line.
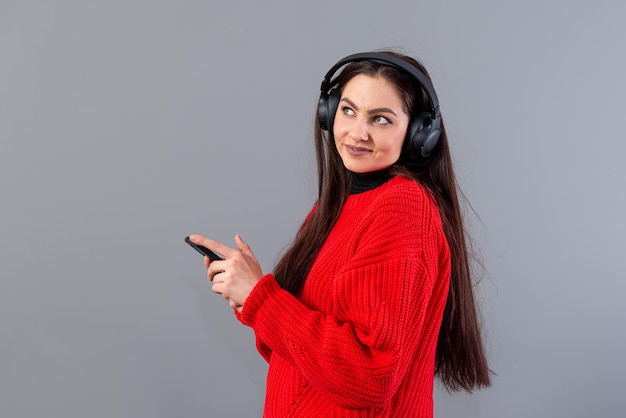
left=2, top=0, right=625, bottom=417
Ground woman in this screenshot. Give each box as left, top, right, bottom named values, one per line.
left=189, top=50, right=491, bottom=417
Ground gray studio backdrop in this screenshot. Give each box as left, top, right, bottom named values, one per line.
left=2, top=1, right=625, bottom=417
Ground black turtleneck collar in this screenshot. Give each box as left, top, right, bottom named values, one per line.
left=348, top=168, right=393, bottom=194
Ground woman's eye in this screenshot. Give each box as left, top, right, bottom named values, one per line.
left=374, top=116, right=390, bottom=125
left=341, top=106, right=355, bottom=116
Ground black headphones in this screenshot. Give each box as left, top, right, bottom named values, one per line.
left=318, top=52, right=442, bottom=160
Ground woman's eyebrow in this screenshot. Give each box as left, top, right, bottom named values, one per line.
left=340, top=97, right=398, bottom=117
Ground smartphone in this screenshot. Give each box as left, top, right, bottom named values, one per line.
left=185, top=236, right=224, bottom=261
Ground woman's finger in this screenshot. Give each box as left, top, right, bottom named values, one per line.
left=207, top=260, right=227, bottom=281
left=189, top=234, right=237, bottom=259
left=234, top=234, right=252, bottom=255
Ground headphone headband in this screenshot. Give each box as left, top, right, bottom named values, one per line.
left=320, top=52, right=440, bottom=119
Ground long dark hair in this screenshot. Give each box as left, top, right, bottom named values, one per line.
left=273, top=50, right=491, bottom=392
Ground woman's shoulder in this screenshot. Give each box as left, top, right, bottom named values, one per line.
left=348, top=176, right=446, bottom=260
left=361, top=176, right=443, bottom=234
left=375, top=176, right=437, bottom=212
left=384, top=175, right=428, bottom=194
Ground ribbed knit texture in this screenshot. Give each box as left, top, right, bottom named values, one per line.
left=239, top=176, right=451, bottom=417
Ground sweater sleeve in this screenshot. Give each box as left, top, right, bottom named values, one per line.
left=239, top=185, right=449, bottom=409
left=234, top=310, right=273, bottom=363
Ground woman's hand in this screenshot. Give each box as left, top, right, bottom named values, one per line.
left=189, top=234, right=263, bottom=313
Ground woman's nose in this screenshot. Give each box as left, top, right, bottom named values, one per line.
left=348, top=119, right=369, bottom=141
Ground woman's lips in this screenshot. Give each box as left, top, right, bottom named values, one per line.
left=345, top=145, right=372, bottom=156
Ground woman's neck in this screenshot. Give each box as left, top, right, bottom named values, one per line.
left=348, top=168, right=393, bottom=194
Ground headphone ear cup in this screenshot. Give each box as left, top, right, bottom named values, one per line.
left=421, top=117, right=441, bottom=158
left=404, top=112, right=441, bottom=160
left=318, top=89, right=341, bottom=132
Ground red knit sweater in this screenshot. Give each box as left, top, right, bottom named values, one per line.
left=238, top=176, right=451, bottom=417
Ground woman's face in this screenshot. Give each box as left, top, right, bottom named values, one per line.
left=333, top=74, right=410, bottom=173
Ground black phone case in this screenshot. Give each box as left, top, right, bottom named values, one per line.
left=185, top=236, right=223, bottom=261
